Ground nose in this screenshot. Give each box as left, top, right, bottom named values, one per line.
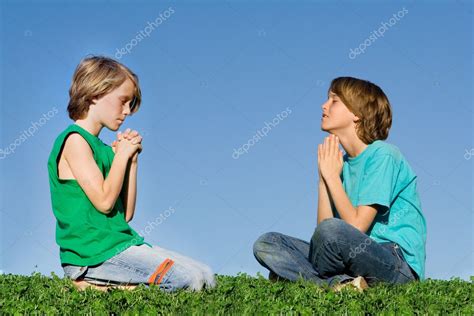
left=123, top=103, right=131, bottom=116
left=322, top=99, right=329, bottom=112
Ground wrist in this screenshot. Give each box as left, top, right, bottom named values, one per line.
left=324, top=175, right=340, bottom=187
left=115, top=152, right=132, bottom=164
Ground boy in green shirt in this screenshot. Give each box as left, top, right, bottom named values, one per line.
left=253, top=77, right=426, bottom=291
left=48, top=56, right=215, bottom=292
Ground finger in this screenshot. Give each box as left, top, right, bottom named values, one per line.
left=323, top=137, right=329, bottom=158
left=132, top=136, right=142, bottom=144
left=331, top=135, right=338, bottom=156
left=328, top=135, right=334, bottom=157
left=122, top=128, right=131, bottom=138
left=130, top=134, right=142, bottom=142
left=331, top=134, right=337, bottom=156
left=124, top=130, right=134, bottom=139
left=126, top=130, right=139, bottom=140
left=129, top=130, right=139, bottom=138
left=117, top=131, right=123, bottom=141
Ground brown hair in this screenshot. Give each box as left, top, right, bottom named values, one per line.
left=329, top=76, right=392, bottom=144
left=67, top=55, right=142, bottom=120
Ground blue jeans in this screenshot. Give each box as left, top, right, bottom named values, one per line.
left=62, top=244, right=216, bottom=292
left=253, top=218, right=418, bottom=287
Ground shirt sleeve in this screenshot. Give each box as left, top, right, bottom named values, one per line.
left=357, top=154, right=400, bottom=212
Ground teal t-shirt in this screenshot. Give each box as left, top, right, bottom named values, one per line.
left=337, top=140, right=427, bottom=280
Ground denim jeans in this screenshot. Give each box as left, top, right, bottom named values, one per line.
left=253, top=218, right=418, bottom=287
left=62, top=244, right=216, bottom=292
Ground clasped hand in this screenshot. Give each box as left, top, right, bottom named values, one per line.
left=318, top=134, right=343, bottom=183
left=111, top=128, right=143, bottom=162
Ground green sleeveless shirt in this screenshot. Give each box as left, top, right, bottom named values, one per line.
left=47, top=123, right=150, bottom=266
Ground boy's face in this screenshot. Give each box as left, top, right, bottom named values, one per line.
left=321, top=91, right=359, bottom=134
left=93, top=78, right=135, bottom=131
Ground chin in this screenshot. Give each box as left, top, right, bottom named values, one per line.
left=105, top=121, right=121, bottom=132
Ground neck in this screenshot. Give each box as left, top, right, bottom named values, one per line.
left=334, top=131, right=368, bottom=158
left=74, top=119, right=103, bottom=137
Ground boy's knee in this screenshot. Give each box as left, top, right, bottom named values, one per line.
left=312, top=218, right=346, bottom=244
left=169, top=262, right=206, bottom=291
left=253, top=232, right=281, bottom=257
left=197, top=263, right=216, bottom=289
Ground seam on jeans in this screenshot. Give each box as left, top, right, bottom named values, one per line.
left=372, top=244, right=397, bottom=270
left=392, top=245, right=415, bottom=281
left=107, top=256, right=149, bottom=277
left=316, top=239, right=350, bottom=272
left=275, top=236, right=316, bottom=278
left=337, top=238, right=396, bottom=270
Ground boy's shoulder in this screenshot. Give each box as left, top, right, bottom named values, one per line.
left=52, top=123, right=105, bottom=147
left=370, top=140, right=402, bottom=159
left=369, top=140, right=416, bottom=174
left=343, top=140, right=402, bottom=163
left=49, top=124, right=93, bottom=157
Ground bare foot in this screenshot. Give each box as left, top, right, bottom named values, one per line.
left=332, top=276, right=369, bottom=293
left=111, top=284, right=138, bottom=291
left=72, top=280, right=138, bottom=292
left=72, top=280, right=110, bottom=292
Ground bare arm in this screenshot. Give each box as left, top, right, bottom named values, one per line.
left=324, top=175, right=378, bottom=233
left=64, top=133, right=134, bottom=214
left=121, top=160, right=138, bottom=222
left=317, top=178, right=334, bottom=225
left=317, top=143, right=335, bottom=224
left=318, top=134, right=377, bottom=233
left=115, top=130, right=142, bottom=222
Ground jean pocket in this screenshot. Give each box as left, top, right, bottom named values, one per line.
left=391, top=244, right=416, bottom=282
left=63, top=265, right=89, bottom=280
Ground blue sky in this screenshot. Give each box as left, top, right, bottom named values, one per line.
left=0, top=0, right=472, bottom=281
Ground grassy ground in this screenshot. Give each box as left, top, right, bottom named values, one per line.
left=0, top=272, right=471, bottom=314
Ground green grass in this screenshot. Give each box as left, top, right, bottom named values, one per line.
left=0, top=272, right=471, bottom=314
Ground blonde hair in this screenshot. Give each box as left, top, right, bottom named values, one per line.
left=67, top=55, right=142, bottom=120
left=329, top=77, right=392, bottom=144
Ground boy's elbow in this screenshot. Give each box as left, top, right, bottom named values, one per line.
left=350, top=217, right=371, bottom=234
left=95, top=199, right=114, bottom=215
left=353, top=224, right=368, bottom=234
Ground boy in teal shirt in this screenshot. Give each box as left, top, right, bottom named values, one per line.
left=254, top=77, right=426, bottom=291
